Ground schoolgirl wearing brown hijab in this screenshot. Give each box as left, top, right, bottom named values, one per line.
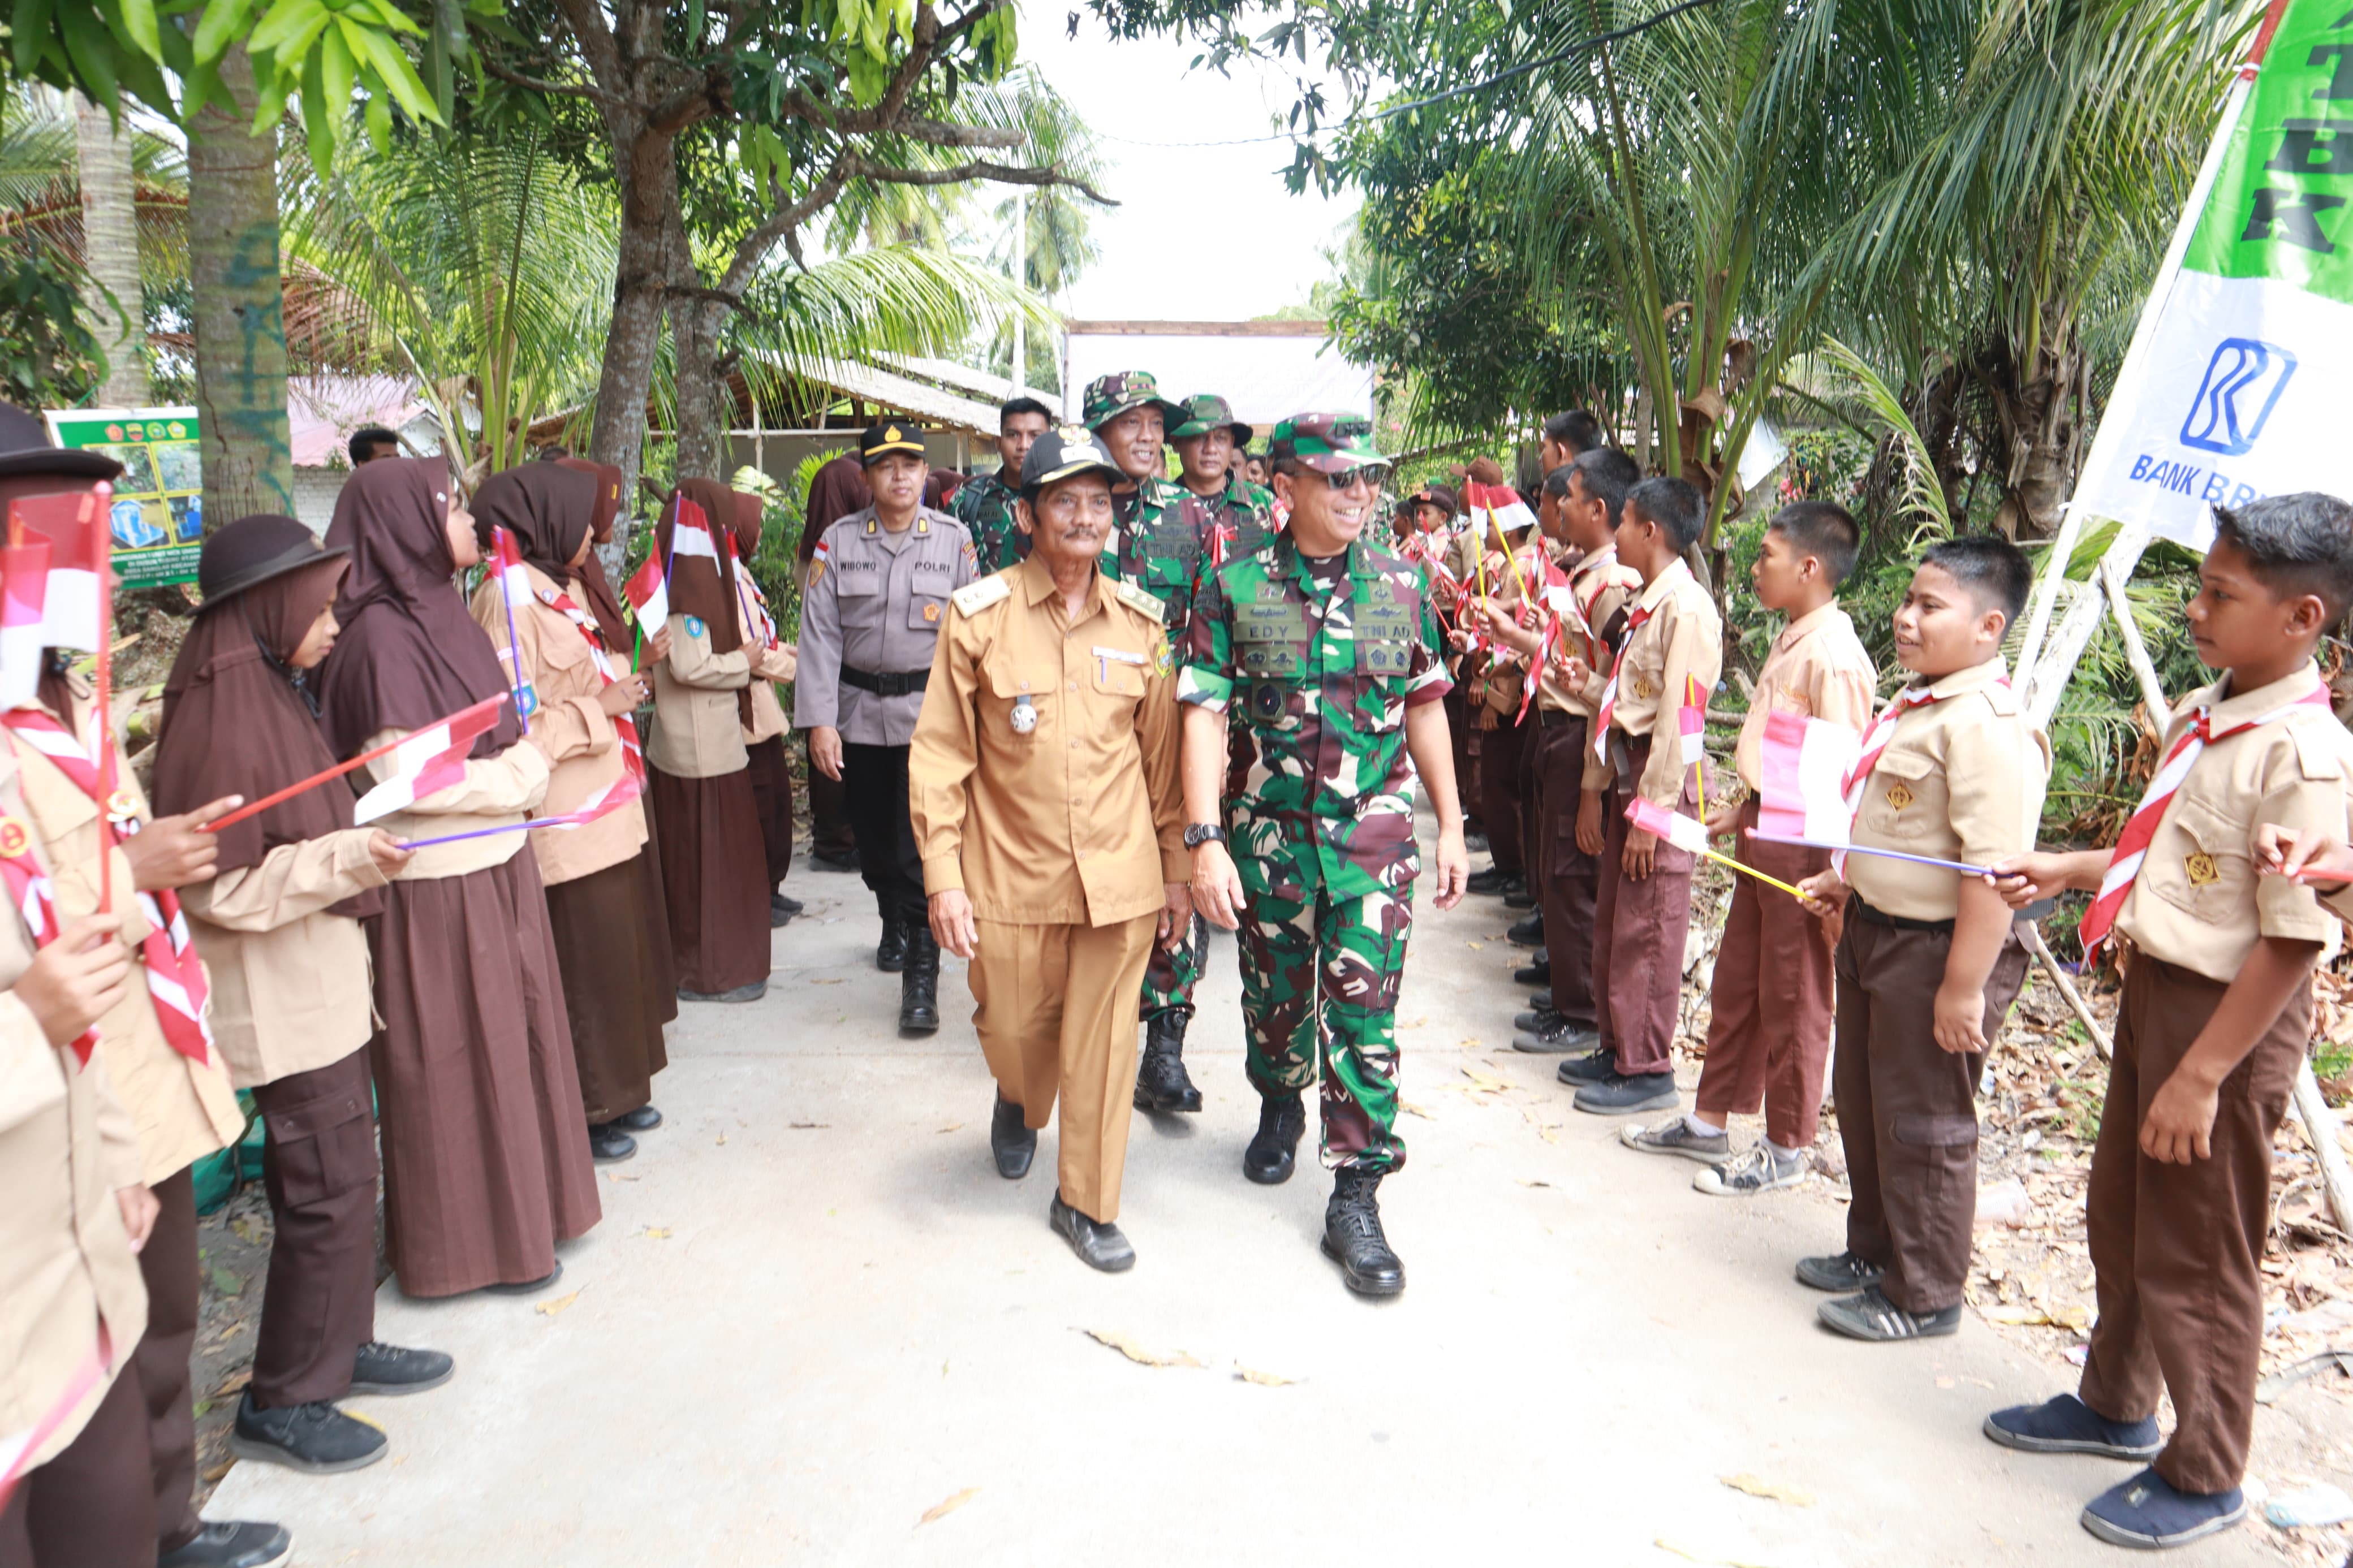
left=154, top=513, right=456, bottom=1473
left=723, top=491, right=800, bottom=923
left=647, top=478, right=772, bottom=1000
left=314, top=457, right=600, bottom=1297
left=468, top=465, right=675, bottom=1164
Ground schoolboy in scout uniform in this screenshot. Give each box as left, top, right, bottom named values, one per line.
left=798, top=422, right=978, bottom=1033
left=1181, top=412, right=1470, bottom=1298
left=1791, top=534, right=2044, bottom=1345
left=1081, top=370, right=1219, bottom=1117
left=950, top=395, right=1053, bottom=571
left=1554, top=477, right=1723, bottom=1116
left=908, top=426, right=1188, bottom=1273
left=1981, top=494, right=2353, bottom=1552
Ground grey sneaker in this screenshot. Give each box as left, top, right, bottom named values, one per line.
left=1619, top=1118, right=1730, bottom=1164
left=1694, top=1141, right=1807, bottom=1196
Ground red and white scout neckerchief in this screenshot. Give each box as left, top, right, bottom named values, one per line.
left=1590, top=603, right=1655, bottom=759
left=2076, top=681, right=2335, bottom=952
left=1830, top=684, right=1950, bottom=878
left=1, top=710, right=211, bottom=1066
left=540, top=589, right=645, bottom=782
left=736, top=573, right=779, bottom=651
left=0, top=810, right=95, bottom=1065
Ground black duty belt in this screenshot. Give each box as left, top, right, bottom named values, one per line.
left=1846, top=893, right=1954, bottom=936
left=842, top=666, right=930, bottom=697
left=1536, top=707, right=1581, bottom=730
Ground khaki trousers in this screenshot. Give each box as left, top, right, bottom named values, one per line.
left=971, top=912, right=1158, bottom=1222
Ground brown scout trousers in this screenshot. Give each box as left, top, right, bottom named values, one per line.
left=133, top=1167, right=202, bottom=1553
left=969, top=912, right=1158, bottom=1223
left=1695, top=798, right=1835, bottom=1147
left=1480, top=705, right=1531, bottom=881
left=1833, top=908, right=2030, bottom=1314
left=0, top=1359, right=154, bottom=1568
left=2078, top=956, right=2311, bottom=1494
left=249, top=1048, right=380, bottom=1409
left=1529, top=711, right=1602, bottom=1027
left=1593, top=737, right=1699, bottom=1077
left=1445, top=683, right=1481, bottom=839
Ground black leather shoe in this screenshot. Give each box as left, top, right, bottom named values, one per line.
left=990, top=1094, right=1035, bottom=1179
left=158, top=1521, right=294, bottom=1568
left=1513, top=953, right=1550, bottom=987
left=1556, top=1048, right=1616, bottom=1085
left=1322, top=1168, right=1404, bottom=1297
left=769, top=893, right=798, bottom=928
left=612, top=1104, right=662, bottom=1133
left=1466, top=867, right=1513, bottom=896
left=810, top=846, right=860, bottom=873
left=1133, top=1010, right=1203, bottom=1112
left=1507, top=912, right=1544, bottom=947
left=587, top=1122, right=636, bottom=1163
left=899, top=925, right=940, bottom=1034
left=229, top=1393, right=386, bottom=1473
left=1503, top=884, right=1537, bottom=910
left=1049, top=1191, right=1135, bottom=1272
left=876, top=908, right=910, bottom=973
left=1243, top=1091, right=1307, bottom=1184
left=349, top=1341, right=453, bottom=1396
left=481, top=1261, right=562, bottom=1295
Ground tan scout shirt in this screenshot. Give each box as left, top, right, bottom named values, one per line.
left=357, top=727, right=550, bottom=883
left=909, top=557, right=1188, bottom=926
left=0, top=750, right=147, bottom=1472
left=2116, top=663, right=2352, bottom=983
left=7, top=683, right=240, bottom=1186
left=470, top=563, right=648, bottom=885
left=648, top=604, right=753, bottom=780
left=735, top=589, right=798, bottom=746
left=1541, top=543, right=1640, bottom=718
left=1733, top=603, right=1878, bottom=792
left=1846, top=657, right=2050, bottom=923
left=1583, top=558, right=1725, bottom=809
left=181, top=831, right=385, bottom=1089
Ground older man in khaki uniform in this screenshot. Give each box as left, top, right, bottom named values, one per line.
left=909, top=426, right=1188, bottom=1273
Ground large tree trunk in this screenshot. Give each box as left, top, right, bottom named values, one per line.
left=667, top=293, right=728, bottom=482
left=1988, top=300, right=2084, bottom=542
left=587, top=118, right=681, bottom=519
left=72, top=95, right=146, bottom=408
left=187, top=44, right=294, bottom=527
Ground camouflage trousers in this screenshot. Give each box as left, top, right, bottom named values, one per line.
left=1234, top=838, right=1412, bottom=1174
left=1141, top=913, right=1206, bottom=1021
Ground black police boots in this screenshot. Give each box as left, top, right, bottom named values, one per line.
left=899, top=923, right=940, bottom=1034
left=1323, top=1167, right=1405, bottom=1297
left=1242, top=1091, right=1307, bottom=1184
left=1133, top=1009, right=1203, bottom=1112
left=876, top=906, right=909, bottom=973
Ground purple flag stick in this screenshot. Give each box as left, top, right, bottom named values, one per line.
left=1748, top=831, right=1996, bottom=879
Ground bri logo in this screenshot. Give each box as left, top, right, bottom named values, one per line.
left=2179, top=337, right=2296, bottom=457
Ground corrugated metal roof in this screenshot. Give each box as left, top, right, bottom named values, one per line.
left=795, top=358, right=1001, bottom=434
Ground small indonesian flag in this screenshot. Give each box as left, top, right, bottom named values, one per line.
left=1678, top=674, right=1708, bottom=766
left=351, top=696, right=509, bottom=824
left=10, top=490, right=104, bottom=655
left=1755, top=710, right=1864, bottom=847
left=489, top=526, right=534, bottom=607
left=667, top=497, right=721, bottom=564
left=541, top=765, right=643, bottom=832
left=0, top=538, right=50, bottom=710
left=1463, top=481, right=1537, bottom=536
left=1626, top=794, right=1711, bottom=855
left=623, top=553, right=668, bottom=638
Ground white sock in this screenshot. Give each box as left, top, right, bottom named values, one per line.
left=1685, top=1114, right=1725, bottom=1140
left=1762, top=1136, right=1801, bottom=1162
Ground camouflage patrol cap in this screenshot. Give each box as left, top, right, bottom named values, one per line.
left=1270, top=411, right=1389, bottom=478
left=1169, top=393, right=1253, bottom=446
left=1019, top=423, right=1122, bottom=496
left=1081, top=370, right=1184, bottom=432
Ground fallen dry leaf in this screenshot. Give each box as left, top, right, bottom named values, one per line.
left=1460, top=1067, right=1512, bottom=1095
left=641, top=1227, right=673, bottom=1240
left=919, top=1487, right=979, bottom=1525
left=1234, top=1366, right=1298, bottom=1386
left=1720, top=1472, right=1815, bottom=1507
left=937, top=1123, right=964, bottom=1134
left=1399, top=1016, right=1427, bottom=1029
left=212, top=1369, right=251, bottom=1398
left=1517, top=1179, right=1552, bottom=1189
left=1081, top=1328, right=1203, bottom=1369
left=790, top=1122, right=829, bottom=1129
left=715, top=1131, right=727, bottom=1144
left=535, top=1290, right=581, bottom=1318
left=1466, top=940, right=1486, bottom=951
left=1399, top=1099, right=1437, bottom=1121
left=1982, top=1303, right=2089, bottom=1331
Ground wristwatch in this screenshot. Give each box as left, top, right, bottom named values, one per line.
left=1183, top=823, right=1227, bottom=849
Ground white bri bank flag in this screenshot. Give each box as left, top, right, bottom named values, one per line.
left=2071, top=0, right=2353, bottom=548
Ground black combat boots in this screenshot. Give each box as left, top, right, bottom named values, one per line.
left=876, top=905, right=910, bottom=972
left=1322, top=1167, right=1405, bottom=1297
left=1132, top=1009, right=1203, bottom=1112
left=899, top=923, right=940, bottom=1034
left=1242, top=1091, right=1307, bottom=1184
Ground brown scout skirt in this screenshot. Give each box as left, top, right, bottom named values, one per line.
left=650, top=763, right=770, bottom=993
left=543, top=845, right=676, bottom=1123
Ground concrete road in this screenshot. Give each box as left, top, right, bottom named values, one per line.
left=209, top=824, right=2287, bottom=1566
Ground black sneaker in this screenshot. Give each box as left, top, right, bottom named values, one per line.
left=1466, top=867, right=1514, bottom=896
left=1982, top=1394, right=2162, bottom=1461
left=1464, top=828, right=1490, bottom=854
left=587, top=1122, right=636, bottom=1163
left=1513, top=954, right=1551, bottom=987
left=770, top=893, right=800, bottom=928
left=1527, top=989, right=1553, bottom=1012
left=1515, top=1017, right=1600, bottom=1054
left=809, top=847, right=860, bottom=873
left=158, top=1522, right=294, bottom=1568
left=1619, top=1118, right=1730, bottom=1163
left=1571, top=1071, right=1678, bottom=1116
left=612, top=1104, right=662, bottom=1133
left=1502, top=884, right=1536, bottom=911
left=2081, top=1468, right=2246, bottom=1549
left=1693, top=1140, right=1806, bottom=1195
left=1817, top=1284, right=1960, bottom=1341
left=1556, top=1048, right=1615, bottom=1085
left=1794, top=1250, right=1885, bottom=1292
left=1507, top=912, right=1544, bottom=947
left=1515, top=1007, right=1564, bottom=1034
left=1048, top=1191, right=1135, bottom=1273
left=349, top=1341, right=454, bottom=1396
left=229, top=1394, right=385, bottom=1473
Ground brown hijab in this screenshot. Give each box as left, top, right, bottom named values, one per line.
left=798, top=453, right=870, bottom=567
left=555, top=456, right=632, bottom=650
left=657, top=477, right=752, bottom=725
left=152, top=518, right=382, bottom=918
left=314, top=456, right=524, bottom=761
left=475, top=463, right=594, bottom=600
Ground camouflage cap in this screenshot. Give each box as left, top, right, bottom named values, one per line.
left=1020, top=423, right=1122, bottom=495
left=1270, top=411, right=1389, bottom=477
left=1081, top=370, right=1184, bottom=432
left=1168, top=393, right=1253, bottom=446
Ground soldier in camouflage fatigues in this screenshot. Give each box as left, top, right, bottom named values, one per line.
left=1081, top=370, right=1219, bottom=1115
left=950, top=395, right=1053, bottom=571
left=1180, top=412, right=1471, bottom=1298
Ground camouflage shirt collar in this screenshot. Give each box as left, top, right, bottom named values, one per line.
left=1268, top=532, right=1378, bottom=584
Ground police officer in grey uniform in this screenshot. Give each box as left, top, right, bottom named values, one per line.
left=799, top=422, right=979, bottom=1031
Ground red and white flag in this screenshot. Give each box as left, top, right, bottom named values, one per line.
left=1755, top=710, right=1864, bottom=846
left=623, top=554, right=668, bottom=639
left=488, top=526, right=534, bottom=608
left=1678, top=675, right=1708, bottom=768
left=667, top=496, right=721, bottom=564
left=0, top=539, right=50, bottom=710
left=351, top=695, right=509, bottom=824
left=1463, top=481, right=1538, bottom=536
left=1626, top=795, right=1711, bottom=855
left=540, top=765, right=643, bottom=832
left=9, top=491, right=103, bottom=654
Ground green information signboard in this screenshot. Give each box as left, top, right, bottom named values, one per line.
left=43, top=406, right=204, bottom=589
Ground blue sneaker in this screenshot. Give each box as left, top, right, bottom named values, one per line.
left=2081, top=1468, right=2246, bottom=1549
left=1984, top=1394, right=2162, bottom=1461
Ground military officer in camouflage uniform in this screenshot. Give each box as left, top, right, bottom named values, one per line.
left=1081, top=369, right=1219, bottom=1116
left=1181, top=412, right=1470, bottom=1298
left=950, top=395, right=1053, bottom=571
left=1169, top=394, right=1278, bottom=565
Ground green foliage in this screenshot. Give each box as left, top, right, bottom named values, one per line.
left=0, top=232, right=104, bottom=406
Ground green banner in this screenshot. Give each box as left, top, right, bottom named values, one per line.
left=2184, top=1, right=2353, bottom=304
left=44, top=407, right=204, bottom=589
